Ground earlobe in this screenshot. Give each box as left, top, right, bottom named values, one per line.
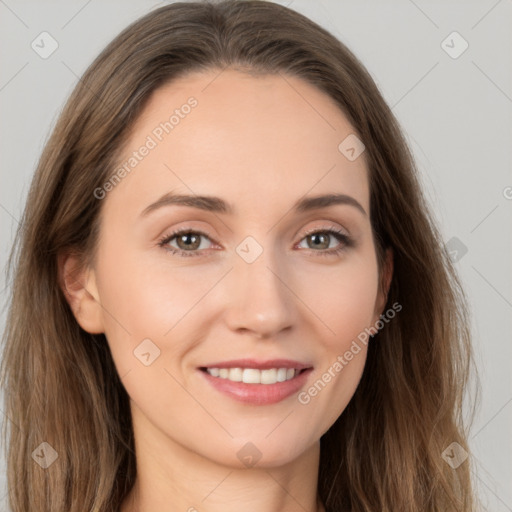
left=58, top=252, right=104, bottom=334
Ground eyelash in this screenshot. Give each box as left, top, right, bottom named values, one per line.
left=157, top=226, right=354, bottom=258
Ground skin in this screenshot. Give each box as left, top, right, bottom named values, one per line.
left=60, top=68, right=393, bottom=512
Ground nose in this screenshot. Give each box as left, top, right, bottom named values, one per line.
left=223, top=248, right=297, bottom=339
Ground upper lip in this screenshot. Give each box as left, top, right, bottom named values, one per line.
left=199, top=359, right=312, bottom=370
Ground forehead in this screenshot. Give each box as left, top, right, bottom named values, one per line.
left=105, top=68, right=369, bottom=220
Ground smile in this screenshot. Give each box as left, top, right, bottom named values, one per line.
left=198, top=360, right=313, bottom=405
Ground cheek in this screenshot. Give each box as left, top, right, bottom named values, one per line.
left=292, top=253, right=378, bottom=429
left=93, top=251, right=217, bottom=431
left=299, top=343, right=368, bottom=437
left=94, top=244, right=226, bottom=369
left=296, top=251, right=379, bottom=347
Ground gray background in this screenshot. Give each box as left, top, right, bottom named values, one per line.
left=1, top=0, right=511, bottom=510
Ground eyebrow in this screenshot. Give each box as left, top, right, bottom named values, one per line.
left=140, top=192, right=367, bottom=218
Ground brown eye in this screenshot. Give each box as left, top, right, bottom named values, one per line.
left=297, top=228, right=354, bottom=257
left=175, top=232, right=202, bottom=251
left=306, top=232, right=331, bottom=250
left=158, top=229, right=215, bottom=257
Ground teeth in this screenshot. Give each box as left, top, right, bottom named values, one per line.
left=260, top=369, right=276, bottom=384
left=243, top=368, right=261, bottom=384
left=228, top=367, right=243, bottom=382
left=205, top=367, right=299, bottom=384
left=276, top=368, right=287, bottom=382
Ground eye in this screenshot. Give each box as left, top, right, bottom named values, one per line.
left=157, top=228, right=216, bottom=258
left=296, top=226, right=354, bottom=257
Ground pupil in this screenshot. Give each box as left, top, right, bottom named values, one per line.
left=311, top=233, right=328, bottom=249
left=180, top=233, right=199, bottom=249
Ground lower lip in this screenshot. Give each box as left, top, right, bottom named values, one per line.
left=199, top=368, right=313, bottom=405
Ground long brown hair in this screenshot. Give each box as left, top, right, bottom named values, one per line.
left=0, top=1, right=479, bottom=510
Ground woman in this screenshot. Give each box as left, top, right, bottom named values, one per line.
left=0, top=1, right=478, bottom=510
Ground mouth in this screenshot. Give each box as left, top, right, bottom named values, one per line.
left=197, top=359, right=313, bottom=405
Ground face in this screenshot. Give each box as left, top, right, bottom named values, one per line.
left=64, top=69, right=392, bottom=468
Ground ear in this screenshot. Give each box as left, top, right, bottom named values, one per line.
left=373, top=247, right=394, bottom=322
left=58, top=251, right=104, bottom=334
